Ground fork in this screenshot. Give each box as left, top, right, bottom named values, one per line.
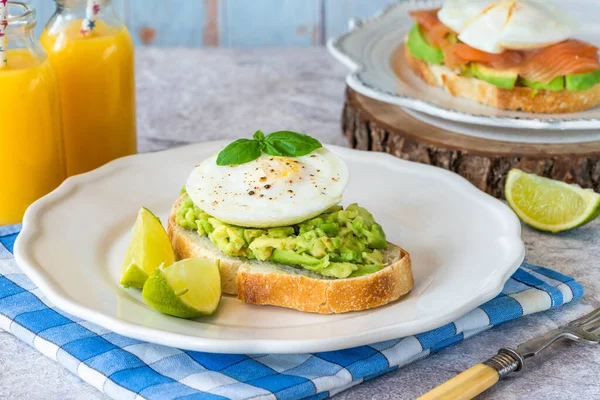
left=418, top=307, right=600, bottom=400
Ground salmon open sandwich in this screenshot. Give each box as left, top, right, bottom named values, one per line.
left=403, top=0, right=600, bottom=113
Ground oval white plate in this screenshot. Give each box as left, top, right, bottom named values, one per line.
left=15, top=142, right=524, bottom=354
left=328, top=0, right=600, bottom=131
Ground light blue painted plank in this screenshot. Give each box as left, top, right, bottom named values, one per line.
left=325, top=0, right=396, bottom=40
left=128, top=0, right=206, bottom=47
left=222, top=0, right=321, bottom=48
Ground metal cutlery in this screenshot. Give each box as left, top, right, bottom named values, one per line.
left=419, top=307, right=600, bottom=400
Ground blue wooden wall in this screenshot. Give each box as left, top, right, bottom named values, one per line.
left=26, top=0, right=397, bottom=47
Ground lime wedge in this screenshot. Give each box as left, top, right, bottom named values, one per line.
left=142, top=258, right=221, bottom=318
left=505, top=169, right=600, bottom=233
left=120, top=207, right=176, bottom=288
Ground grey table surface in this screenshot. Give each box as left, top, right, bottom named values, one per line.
left=1, top=47, right=599, bottom=400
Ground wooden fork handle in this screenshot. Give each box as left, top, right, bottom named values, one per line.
left=418, top=349, right=523, bottom=400
left=417, top=364, right=499, bottom=400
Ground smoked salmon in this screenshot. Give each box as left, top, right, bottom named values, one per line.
left=409, top=9, right=600, bottom=83
left=519, top=40, right=600, bottom=83
left=443, top=43, right=523, bottom=69
left=409, top=9, right=454, bottom=48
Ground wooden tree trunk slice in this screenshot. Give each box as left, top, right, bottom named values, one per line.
left=342, top=87, right=600, bottom=199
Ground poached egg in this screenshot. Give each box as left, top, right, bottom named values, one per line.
left=438, top=0, right=575, bottom=54
left=186, top=147, right=350, bottom=228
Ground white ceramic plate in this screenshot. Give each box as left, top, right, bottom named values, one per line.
left=15, top=142, right=524, bottom=354
left=328, top=0, right=600, bottom=130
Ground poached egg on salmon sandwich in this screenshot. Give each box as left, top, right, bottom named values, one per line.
left=404, top=0, right=600, bottom=113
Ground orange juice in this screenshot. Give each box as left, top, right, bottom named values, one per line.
left=0, top=50, right=65, bottom=225
left=41, top=20, right=137, bottom=176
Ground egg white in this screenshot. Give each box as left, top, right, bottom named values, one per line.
left=458, top=1, right=513, bottom=54
left=438, top=0, right=497, bottom=33
left=186, top=147, right=350, bottom=228
left=499, top=1, right=574, bottom=50
left=439, top=0, right=574, bottom=54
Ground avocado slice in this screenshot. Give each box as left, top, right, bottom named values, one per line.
left=471, top=63, right=518, bottom=90
left=321, top=262, right=358, bottom=278
left=350, top=264, right=383, bottom=277
left=267, top=226, right=295, bottom=238
left=521, top=76, right=565, bottom=91
left=270, top=249, right=323, bottom=267
left=270, top=250, right=359, bottom=279
left=407, top=24, right=444, bottom=65
left=566, top=70, right=600, bottom=91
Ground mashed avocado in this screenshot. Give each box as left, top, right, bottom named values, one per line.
left=175, top=195, right=387, bottom=279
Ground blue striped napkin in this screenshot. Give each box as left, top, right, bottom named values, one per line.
left=0, top=224, right=583, bottom=400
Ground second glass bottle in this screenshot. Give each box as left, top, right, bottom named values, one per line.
left=41, top=0, right=137, bottom=176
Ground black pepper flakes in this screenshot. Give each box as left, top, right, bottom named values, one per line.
left=264, top=184, right=271, bottom=189
left=248, top=190, right=255, bottom=196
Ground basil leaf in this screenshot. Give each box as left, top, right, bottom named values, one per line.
left=263, top=131, right=322, bottom=157
left=253, top=130, right=265, bottom=141
left=253, top=130, right=266, bottom=151
left=216, top=139, right=261, bottom=166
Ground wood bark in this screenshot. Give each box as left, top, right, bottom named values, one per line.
left=343, top=88, right=600, bottom=199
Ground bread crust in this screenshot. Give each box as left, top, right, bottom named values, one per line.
left=236, top=248, right=412, bottom=313
left=403, top=45, right=600, bottom=114
left=168, top=195, right=414, bottom=314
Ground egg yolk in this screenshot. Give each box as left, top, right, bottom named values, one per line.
left=258, top=157, right=302, bottom=180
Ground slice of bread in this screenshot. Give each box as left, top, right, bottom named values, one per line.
left=404, top=44, right=600, bottom=113
left=167, top=195, right=413, bottom=314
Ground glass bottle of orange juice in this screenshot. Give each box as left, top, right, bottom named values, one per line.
left=0, top=2, right=66, bottom=225
left=41, top=0, right=137, bottom=177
